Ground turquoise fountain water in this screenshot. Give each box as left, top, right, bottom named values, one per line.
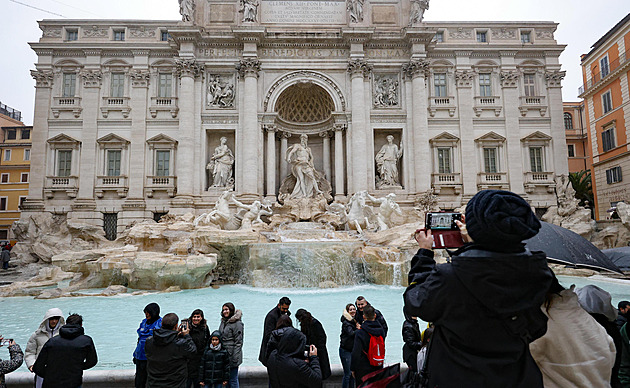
left=0, top=276, right=629, bottom=372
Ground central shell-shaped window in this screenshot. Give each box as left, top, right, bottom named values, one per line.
left=276, top=83, right=334, bottom=123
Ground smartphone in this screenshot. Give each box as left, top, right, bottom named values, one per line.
left=425, top=212, right=464, bottom=249
left=1, top=339, right=12, bottom=345
left=180, top=321, right=188, bottom=331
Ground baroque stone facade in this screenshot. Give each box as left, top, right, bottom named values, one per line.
left=24, top=0, right=568, bottom=235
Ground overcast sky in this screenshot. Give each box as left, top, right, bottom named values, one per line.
left=1, top=0, right=628, bottom=125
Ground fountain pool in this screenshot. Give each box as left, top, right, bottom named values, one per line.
left=1, top=275, right=629, bottom=372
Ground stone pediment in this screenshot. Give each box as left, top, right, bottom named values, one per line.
left=475, top=131, right=506, bottom=143
left=97, top=133, right=130, bottom=149
left=430, top=132, right=460, bottom=145
left=147, top=133, right=178, bottom=149
left=521, top=131, right=552, bottom=142
left=47, top=133, right=81, bottom=147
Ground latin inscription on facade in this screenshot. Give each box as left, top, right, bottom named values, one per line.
left=261, top=0, right=346, bottom=24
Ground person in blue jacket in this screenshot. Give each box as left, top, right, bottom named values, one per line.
left=133, top=303, right=162, bottom=388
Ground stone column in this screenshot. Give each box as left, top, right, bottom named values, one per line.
left=404, top=60, right=431, bottom=193
left=25, top=70, right=54, bottom=210
left=320, top=131, right=331, bottom=180
left=455, top=70, right=477, bottom=198
left=333, top=124, right=346, bottom=198
left=546, top=70, right=569, bottom=175
left=174, top=59, right=203, bottom=201
left=500, top=69, right=526, bottom=194
left=237, top=58, right=261, bottom=194
left=265, top=125, right=277, bottom=198
left=128, top=69, right=150, bottom=199
left=347, top=59, right=372, bottom=193
left=77, top=70, right=102, bottom=200
left=280, top=131, right=290, bottom=181
left=403, top=74, right=416, bottom=191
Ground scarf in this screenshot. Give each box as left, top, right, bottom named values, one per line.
left=209, top=342, right=222, bottom=351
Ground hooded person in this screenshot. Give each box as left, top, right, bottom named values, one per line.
left=401, top=307, right=422, bottom=373
left=404, top=189, right=554, bottom=388
left=219, top=303, right=244, bottom=388
left=25, top=308, right=65, bottom=388
left=295, top=308, right=331, bottom=380
left=266, top=326, right=322, bottom=388
left=351, top=305, right=386, bottom=384
left=133, top=303, right=162, bottom=388
left=198, top=331, right=230, bottom=388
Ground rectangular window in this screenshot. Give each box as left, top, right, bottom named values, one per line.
left=602, top=91, right=613, bottom=114
left=606, top=166, right=622, bottom=184
left=524, top=74, right=536, bottom=97
left=156, top=150, right=170, bottom=176
left=103, top=213, right=118, bottom=241
left=0, top=174, right=8, bottom=184
left=0, top=230, right=7, bottom=239
left=434, top=74, right=447, bottom=97
left=57, top=150, right=72, bottom=177
left=7, top=130, right=16, bottom=140
left=161, top=31, right=170, bottom=41
left=158, top=74, right=172, bottom=98
left=62, top=73, right=76, bottom=97
left=602, top=127, right=616, bottom=152
left=21, top=129, right=30, bottom=140
left=21, top=173, right=28, bottom=183
left=437, top=147, right=452, bottom=174
left=106, top=150, right=122, bottom=176
left=483, top=148, right=498, bottom=173
left=529, top=147, right=544, bottom=172
left=567, top=144, right=575, bottom=158
left=476, top=31, right=487, bottom=43
left=110, top=73, right=125, bottom=98
left=479, top=73, right=492, bottom=97
left=3, top=149, right=11, bottom=161
left=19, top=196, right=26, bottom=209
left=23, top=149, right=30, bottom=161
left=113, top=30, right=125, bottom=41
left=434, top=31, right=444, bottom=42
left=521, top=32, right=531, bottom=43
left=66, top=29, right=78, bottom=41
left=600, top=56, right=610, bottom=78
left=0, top=198, right=7, bottom=211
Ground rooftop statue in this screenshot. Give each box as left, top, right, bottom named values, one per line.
left=178, top=0, right=195, bottom=22
left=409, top=0, right=429, bottom=26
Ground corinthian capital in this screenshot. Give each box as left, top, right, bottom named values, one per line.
left=130, top=70, right=151, bottom=87
left=545, top=70, right=566, bottom=88
left=347, top=59, right=373, bottom=79
left=499, top=71, right=519, bottom=88
left=176, top=58, right=203, bottom=79
left=31, top=70, right=54, bottom=88
left=80, top=70, right=103, bottom=87
left=236, top=58, right=261, bottom=78
left=455, top=70, right=474, bottom=88
left=402, top=60, right=430, bottom=79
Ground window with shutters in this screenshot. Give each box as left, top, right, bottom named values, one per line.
left=529, top=147, right=544, bottom=173
left=57, top=150, right=72, bottom=177
left=156, top=150, right=170, bottom=176
left=110, top=73, right=125, bottom=98
left=106, top=150, right=121, bottom=176
left=483, top=147, right=498, bottom=173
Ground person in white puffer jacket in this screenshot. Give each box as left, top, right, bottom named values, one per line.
left=24, top=308, right=65, bottom=388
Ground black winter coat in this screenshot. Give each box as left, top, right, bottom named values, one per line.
left=198, top=338, right=230, bottom=386
left=339, top=311, right=358, bottom=352
left=185, top=320, right=210, bottom=380
left=300, top=317, right=331, bottom=380
left=266, top=326, right=292, bottom=362
left=351, top=320, right=386, bottom=384
left=356, top=308, right=388, bottom=338
left=404, top=246, right=554, bottom=388
left=259, top=306, right=290, bottom=365
left=267, top=327, right=322, bottom=388
left=145, top=328, right=197, bottom=388
left=402, top=318, right=422, bottom=371
left=592, top=313, right=623, bottom=388
left=33, top=324, right=98, bottom=388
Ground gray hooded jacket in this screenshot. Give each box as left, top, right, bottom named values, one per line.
left=25, top=308, right=65, bottom=368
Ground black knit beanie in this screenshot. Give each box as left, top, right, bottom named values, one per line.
left=465, top=190, right=541, bottom=250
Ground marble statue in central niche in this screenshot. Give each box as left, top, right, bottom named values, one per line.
left=286, top=134, right=323, bottom=199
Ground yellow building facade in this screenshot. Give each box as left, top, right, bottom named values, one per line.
left=0, top=103, right=31, bottom=242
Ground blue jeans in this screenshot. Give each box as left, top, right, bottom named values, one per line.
left=228, top=367, right=239, bottom=388
left=339, top=347, right=355, bottom=388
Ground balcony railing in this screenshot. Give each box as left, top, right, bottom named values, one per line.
left=520, top=96, right=545, bottom=105
left=580, top=49, right=630, bottom=95
left=44, top=176, right=78, bottom=198
left=431, top=172, right=461, bottom=194
left=95, top=175, right=128, bottom=198
left=477, top=172, right=509, bottom=189
left=473, top=96, right=502, bottom=117
left=149, top=97, right=178, bottom=118
left=524, top=171, right=555, bottom=193
left=428, top=96, right=456, bottom=117
left=51, top=97, right=82, bottom=118
left=145, top=175, right=177, bottom=197
left=518, top=96, right=547, bottom=117
left=101, top=96, right=130, bottom=118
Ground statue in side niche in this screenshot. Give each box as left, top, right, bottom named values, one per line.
left=207, top=137, right=235, bottom=188
left=375, top=135, right=403, bottom=188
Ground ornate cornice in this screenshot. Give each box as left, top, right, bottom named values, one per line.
left=31, top=70, right=54, bottom=88
left=236, top=58, right=261, bottom=78
left=402, top=59, right=430, bottom=79
left=455, top=70, right=474, bottom=88
left=79, top=70, right=102, bottom=87
left=347, top=59, right=373, bottom=79
left=176, top=58, right=203, bottom=78
left=130, top=70, right=151, bottom=87
left=500, top=71, right=519, bottom=88
left=544, top=70, right=565, bottom=88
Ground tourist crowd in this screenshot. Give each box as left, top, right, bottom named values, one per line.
left=1, top=190, right=630, bottom=388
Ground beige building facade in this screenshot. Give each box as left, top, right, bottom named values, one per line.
left=24, top=0, right=568, bottom=237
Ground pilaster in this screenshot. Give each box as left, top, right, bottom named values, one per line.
left=545, top=70, right=568, bottom=175
left=454, top=69, right=477, bottom=197
left=237, top=58, right=261, bottom=194
left=348, top=59, right=372, bottom=193
left=77, top=68, right=102, bottom=202
left=500, top=67, right=525, bottom=195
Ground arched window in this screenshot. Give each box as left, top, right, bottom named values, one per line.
left=564, top=112, right=573, bottom=130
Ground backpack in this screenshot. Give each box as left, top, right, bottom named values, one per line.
left=364, top=333, right=385, bottom=367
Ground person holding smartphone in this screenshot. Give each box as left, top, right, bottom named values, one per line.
left=0, top=335, right=23, bottom=388
left=404, top=190, right=554, bottom=388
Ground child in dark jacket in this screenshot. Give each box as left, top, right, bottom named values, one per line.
left=199, top=331, right=230, bottom=388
